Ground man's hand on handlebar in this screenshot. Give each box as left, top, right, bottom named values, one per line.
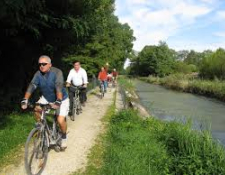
left=21, top=98, right=28, bottom=110
left=50, top=99, right=62, bottom=109
left=82, top=84, right=87, bottom=88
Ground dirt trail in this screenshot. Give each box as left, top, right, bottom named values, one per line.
left=1, top=85, right=123, bottom=175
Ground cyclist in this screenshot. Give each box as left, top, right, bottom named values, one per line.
left=98, top=67, right=107, bottom=93
left=66, top=60, right=88, bottom=115
left=112, top=68, right=118, bottom=85
left=21, top=55, right=69, bottom=149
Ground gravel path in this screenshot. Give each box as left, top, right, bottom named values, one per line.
left=1, top=85, right=123, bottom=175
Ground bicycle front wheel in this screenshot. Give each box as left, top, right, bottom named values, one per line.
left=24, top=127, right=48, bottom=175
left=71, top=97, right=77, bottom=121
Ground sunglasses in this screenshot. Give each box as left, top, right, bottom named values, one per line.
left=38, top=63, right=48, bottom=67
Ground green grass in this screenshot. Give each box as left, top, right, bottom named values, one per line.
left=102, top=110, right=225, bottom=175
left=140, top=74, right=225, bottom=101
left=0, top=112, right=34, bottom=168
left=73, top=108, right=225, bottom=175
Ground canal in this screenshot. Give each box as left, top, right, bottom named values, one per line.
left=134, top=80, right=225, bottom=146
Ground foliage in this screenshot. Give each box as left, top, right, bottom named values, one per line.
left=184, top=50, right=202, bottom=66
left=173, top=61, right=197, bottom=74
left=200, top=48, right=225, bottom=79
left=95, top=110, right=225, bottom=174
left=0, top=0, right=135, bottom=112
left=140, top=74, right=225, bottom=102
left=130, top=41, right=176, bottom=77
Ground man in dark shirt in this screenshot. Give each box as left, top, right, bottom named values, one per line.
left=21, top=55, right=69, bottom=149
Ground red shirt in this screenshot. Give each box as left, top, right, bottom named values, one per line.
left=112, top=71, right=118, bottom=77
left=98, top=71, right=107, bottom=81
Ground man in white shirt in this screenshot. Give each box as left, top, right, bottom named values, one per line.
left=66, top=60, right=88, bottom=114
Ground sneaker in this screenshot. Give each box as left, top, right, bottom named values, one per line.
left=81, top=102, right=85, bottom=107
left=61, top=138, right=67, bottom=149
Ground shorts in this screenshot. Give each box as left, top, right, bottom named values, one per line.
left=37, top=96, right=69, bottom=117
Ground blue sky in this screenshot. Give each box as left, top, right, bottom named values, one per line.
left=115, top=0, right=225, bottom=52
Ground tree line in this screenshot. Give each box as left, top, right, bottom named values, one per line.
left=128, top=41, right=225, bottom=79
left=0, top=0, right=135, bottom=112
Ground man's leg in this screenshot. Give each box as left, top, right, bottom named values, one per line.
left=34, top=96, right=48, bottom=123
left=57, top=98, right=69, bottom=148
left=103, top=81, right=107, bottom=92
left=68, top=90, right=74, bottom=115
left=79, top=88, right=87, bottom=106
left=34, top=105, right=42, bottom=122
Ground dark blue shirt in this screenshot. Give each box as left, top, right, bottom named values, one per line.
left=27, top=67, right=68, bottom=102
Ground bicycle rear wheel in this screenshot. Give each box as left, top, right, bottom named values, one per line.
left=71, top=97, right=77, bottom=121
left=24, top=127, right=48, bottom=175
left=100, top=84, right=104, bottom=99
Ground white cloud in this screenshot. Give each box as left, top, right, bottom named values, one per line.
left=216, top=10, right=225, bottom=19
left=115, top=0, right=215, bottom=51
left=214, top=32, right=225, bottom=37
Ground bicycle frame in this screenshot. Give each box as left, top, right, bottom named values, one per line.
left=69, top=86, right=82, bottom=120
left=37, top=105, right=61, bottom=147
left=24, top=103, right=62, bottom=175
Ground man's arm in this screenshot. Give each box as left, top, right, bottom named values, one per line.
left=55, top=69, right=65, bottom=100
left=82, top=69, right=88, bottom=87
left=66, top=69, right=72, bottom=87
left=21, top=72, right=39, bottom=109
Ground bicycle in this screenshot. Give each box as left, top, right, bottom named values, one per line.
left=69, top=85, right=83, bottom=121
left=24, top=103, right=63, bottom=175
left=100, top=81, right=105, bottom=99
left=112, top=77, right=116, bottom=88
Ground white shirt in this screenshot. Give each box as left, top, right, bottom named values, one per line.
left=66, top=67, right=88, bottom=86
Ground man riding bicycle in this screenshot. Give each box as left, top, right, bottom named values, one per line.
left=21, top=55, right=69, bottom=149
left=112, top=68, right=118, bottom=84
left=98, top=67, right=108, bottom=93
left=66, top=60, right=88, bottom=115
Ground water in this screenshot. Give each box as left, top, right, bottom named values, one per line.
left=134, top=80, right=225, bottom=146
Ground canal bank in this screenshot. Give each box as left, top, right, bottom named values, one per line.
left=134, top=79, right=225, bottom=146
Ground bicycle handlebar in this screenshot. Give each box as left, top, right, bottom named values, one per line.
left=68, top=85, right=86, bottom=92
left=27, top=103, right=54, bottom=111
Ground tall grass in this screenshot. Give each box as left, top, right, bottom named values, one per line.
left=101, top=110, right=225, bottom=174
left=140, top=74, right=225, bottom=101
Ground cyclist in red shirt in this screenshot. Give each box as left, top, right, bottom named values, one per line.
left=98, top=67, right=107, bottom=92
left=112, top=68, right=118, bottom=84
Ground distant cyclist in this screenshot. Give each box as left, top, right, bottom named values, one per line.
left=98, top=67, right=107, bottom=93
left=21, top=55, right=69, bottom=149
left=112, top=68, right=118, bottom=84
left=66, top=60, right=88, bottom=114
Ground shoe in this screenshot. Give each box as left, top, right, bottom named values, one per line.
left=81, top=102, right=85, bottom=107
left=61, top=138, right=67, bottom=149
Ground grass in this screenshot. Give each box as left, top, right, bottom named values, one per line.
left=140, top=74, right=225, bottom=102
left=102, top=110, right=225, bottom=174
left=72, top=80, right=225, bottom=174
left=0, top=111, right=34, bottom=169
left=72, top=87, right=117, bottom=175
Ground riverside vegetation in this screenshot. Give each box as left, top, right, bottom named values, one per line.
left=139, top=74, right=225, bottom=102
left=74, top=77, right=225, bottom=175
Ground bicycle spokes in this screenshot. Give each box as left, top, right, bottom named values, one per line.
left=25, top=128, right=48, bottom=175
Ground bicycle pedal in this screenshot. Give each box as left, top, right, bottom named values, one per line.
left=50, top=140, right=57, bottom=145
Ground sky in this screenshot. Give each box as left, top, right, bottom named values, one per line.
left=115, top=0, right=225, bottom=53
